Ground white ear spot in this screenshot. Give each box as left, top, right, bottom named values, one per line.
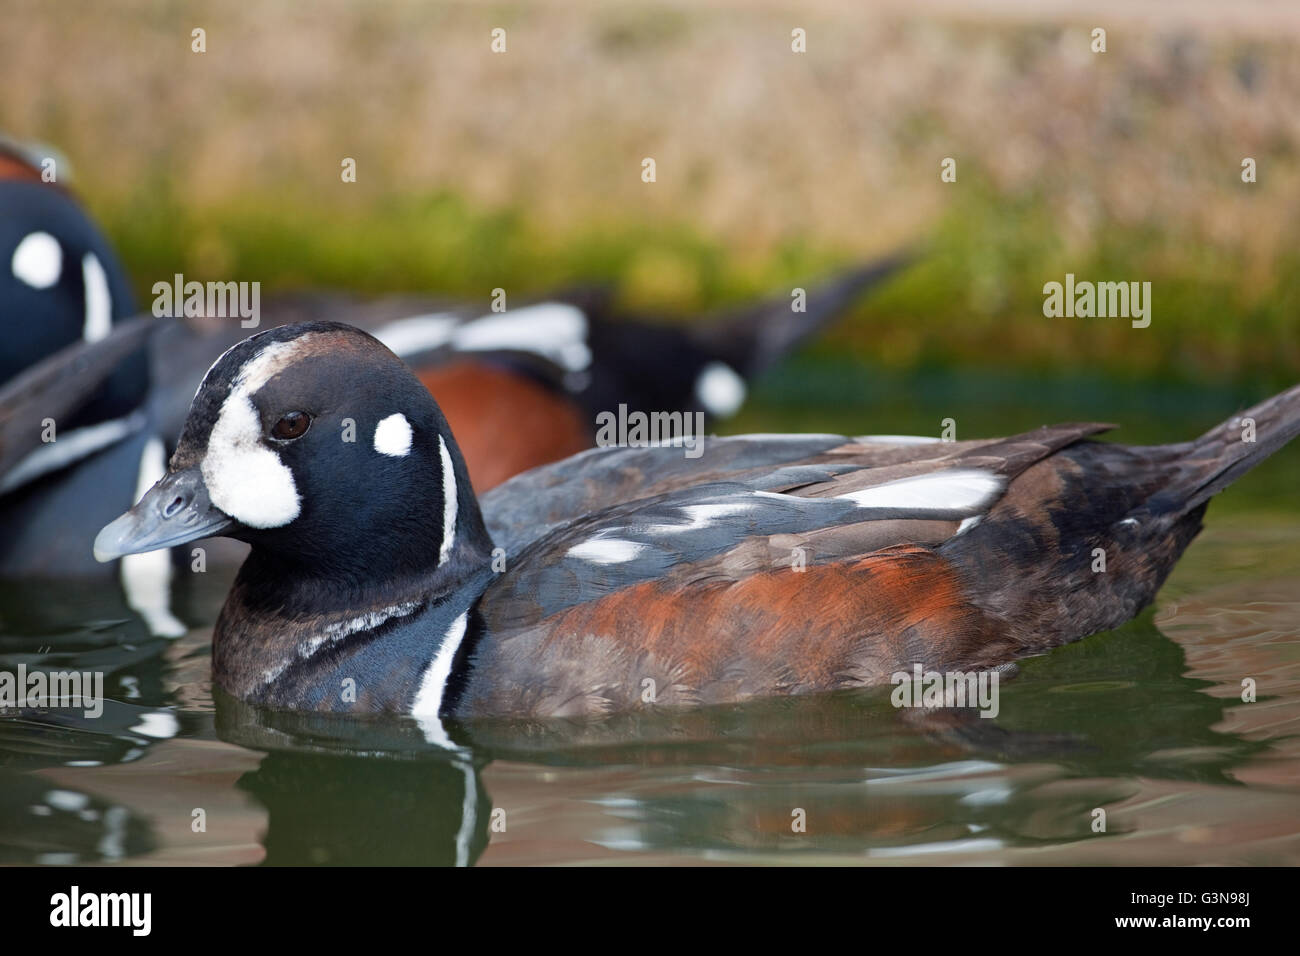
left=12, top=231, right=62, bottom=289
left=695, top=361, right=747, bottom=418
left=374, top=413, right=413, bottom=457
left=81, top=252, right=112, bottom=342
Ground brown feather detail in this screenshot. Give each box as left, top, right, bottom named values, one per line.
left=417, top=361, right=591, bottom=493
left=465, top=547, right=1010, bottom=719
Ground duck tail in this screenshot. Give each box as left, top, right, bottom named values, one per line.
left=1148, top=382, right=1300, bottom=516
left=691, top=252, right=914, bottom=376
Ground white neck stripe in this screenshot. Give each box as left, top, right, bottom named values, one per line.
left=411, top=611, right=470, bottom=729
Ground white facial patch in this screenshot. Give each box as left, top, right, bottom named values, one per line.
left=81, top=252, right=112, bottom=342
left=837, top=469, right=1003, bottom=513
left=373, top=413, right=413, bottom=457
left=11, top=231, right=62, bottom=289
left=695, top=361, right=747, bottom=418
left=202, top=394, right=301, bottom=528
left=438, top=436, right=458, bottom=566
left=199, top=338, right=317, bottom=529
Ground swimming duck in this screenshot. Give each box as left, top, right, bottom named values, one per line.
left=0, top=140, right=156, bottom=579
left=0, top=138, right=139, bottom=389
left=92, top=321, right=1300, bottom=730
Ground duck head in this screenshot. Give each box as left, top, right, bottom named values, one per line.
left=1, top=156, right=142, bottom=421
left=94, top=321, right=492, bottom=596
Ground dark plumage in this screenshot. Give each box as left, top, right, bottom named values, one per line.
left=0, top=146, right=147, bottom=576
left=93, top=321, right=1300, bottom=730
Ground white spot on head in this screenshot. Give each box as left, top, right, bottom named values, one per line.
left=200, top=338, right=314, bottom=529
left=566, top=537, right=646, bottom=564
left=837, top=468, right=1003, bottom=513
left=438, top=435, right=458, bottom=566
left=81, top=253, right=111, bottom=342
left=373, top=413, right=413, bottom=457
left=695, top=361, right=747, bottom=418
left=11, top=231, right=62, bottom=289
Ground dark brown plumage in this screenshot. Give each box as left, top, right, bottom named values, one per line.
left=92, top=321, right=1300, bottom=724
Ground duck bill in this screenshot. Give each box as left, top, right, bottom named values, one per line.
left=93, top=467, right=234, bottom=562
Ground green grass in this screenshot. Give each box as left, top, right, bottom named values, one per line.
left=97, top=180, right=1300, bottom=392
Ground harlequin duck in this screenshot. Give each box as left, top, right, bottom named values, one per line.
left=0, top=140, right=166, bottom=593
left=93, top=322, right=1300, bottom=735
left=0, top=138, right=140, bottom=408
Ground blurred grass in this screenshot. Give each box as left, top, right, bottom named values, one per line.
left=101, top=177, right=1300, bottom=391
left=4, top=0, right=1298, bottom=390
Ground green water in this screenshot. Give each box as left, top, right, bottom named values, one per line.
left=2, top=370, right=1297, bottom=865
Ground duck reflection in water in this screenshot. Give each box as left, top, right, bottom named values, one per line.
left=213, top=612, right=1263, bottom=864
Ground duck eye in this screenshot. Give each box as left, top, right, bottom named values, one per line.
left=271, top=411, right=312, bottom=441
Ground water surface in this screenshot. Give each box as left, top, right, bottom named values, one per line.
left=3, top=370, right=1297, bottom=865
